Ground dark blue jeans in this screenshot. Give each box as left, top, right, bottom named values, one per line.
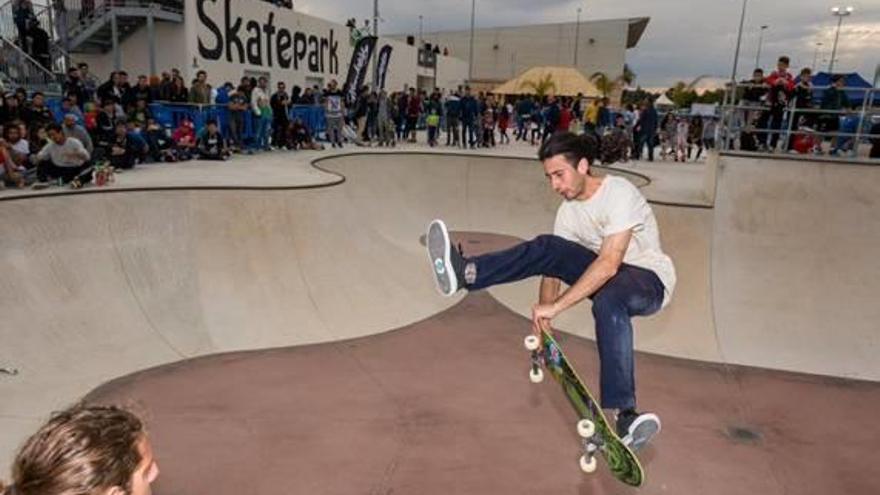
left=466, top=235, right=665, bottom=410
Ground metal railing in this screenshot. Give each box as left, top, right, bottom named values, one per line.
left=0, top=0, right=69, bottom=76
left=0, top=35, right=63, bottom=93
left=719, top=82, right=879, bottom=161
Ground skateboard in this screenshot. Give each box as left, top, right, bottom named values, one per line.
left=93, top=162, right=116, bottom=187
left=524, top=329, right=645, bottom=487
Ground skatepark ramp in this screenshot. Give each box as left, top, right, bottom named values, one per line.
left=1, top=152, right=878, bottom=483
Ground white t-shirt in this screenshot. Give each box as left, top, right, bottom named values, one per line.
left=553, top=175, right=676, bottom=306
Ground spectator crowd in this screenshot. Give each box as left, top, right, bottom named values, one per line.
left=3, top=51, right=878, bottom=190
left=729, top=55, right=880, bottom=158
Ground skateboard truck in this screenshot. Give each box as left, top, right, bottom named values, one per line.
left=1, top=367, right=19, bottom=376
left=525, top=335, right=544, bottom=383
left=578, top=420, right=600, bottom=473
left=525, top=335, right=600, bottom=474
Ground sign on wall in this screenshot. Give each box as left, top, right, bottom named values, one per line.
left=195, top=0, right=341, bottom=75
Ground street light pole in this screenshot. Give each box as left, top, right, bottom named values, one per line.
left=812, top=42, right=822, bottom=72
left=755, top=25, right=767, bottom=70
left=828, top=6, right=854, bottom=74
left=372, top=0, right=379, bottom=89
left=730, top=0, right=748, bottom=84
left=574, top=7, right=582, bottom=67
left=468, top=0, right=476, bottom=82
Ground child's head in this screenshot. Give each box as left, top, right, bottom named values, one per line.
left=777, top=56, right=790, bottom=72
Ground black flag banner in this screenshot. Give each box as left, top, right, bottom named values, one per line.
left=376, top=45, right=393, bottom=90
left=344, top=35, right=378, bottom=104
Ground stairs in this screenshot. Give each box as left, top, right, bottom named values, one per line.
left=63, top=1, right=184, bottom=54
left=0, top=36, right=63, bottom=93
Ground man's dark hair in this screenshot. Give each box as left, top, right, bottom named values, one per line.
left=778, top=56, right=790, bottom=65
left=77, top=62, right=88, bottom=69
left=118, top=71, right=128, bottom=77
left=831, top=74, right=845, bottom=84
left=46, top=123, right=64, bottom=134
left=538, top=132, right=598, bottom=167
left=753, top=68, right=764, bottom=74
left=32, top=91, right=44, bottom=99
left=206, top=119, right=218, bottom=126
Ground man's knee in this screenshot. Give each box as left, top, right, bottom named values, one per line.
left=591, top=288, right=628, bottom=320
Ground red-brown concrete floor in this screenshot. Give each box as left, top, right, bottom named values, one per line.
left=85, top=234, right=880, bottom=494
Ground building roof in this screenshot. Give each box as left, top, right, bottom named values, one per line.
left=395, top=16, right=651, bottom=50
left=626, top=17, right=650, bottom=48
left=492, top=66, right=601, bottom=97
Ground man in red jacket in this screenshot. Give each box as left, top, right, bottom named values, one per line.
left=762, top=55, right=795, bottom=151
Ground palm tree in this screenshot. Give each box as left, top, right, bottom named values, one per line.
left=621, top=64, right=636, bottom=87
left=590, top=72, right=618, bottom=98
left=520, top=73, right=557, bottom=99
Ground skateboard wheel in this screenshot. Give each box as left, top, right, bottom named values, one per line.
left=577, top=419, right=596, bottom=438
left=579, top=454, right=598, bottom=473
left=529, top=367, right=544, bottom=383
left=524, top=335, right=540, bottom=351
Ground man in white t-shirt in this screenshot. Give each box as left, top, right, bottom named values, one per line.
left=426, top=132, right=675, bottom=450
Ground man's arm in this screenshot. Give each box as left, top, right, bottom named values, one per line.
left=538, top=276, right=561, bottom=305
left=553, top=229, right=632, bottom=313
left=531, top=229, right=633, bottom=331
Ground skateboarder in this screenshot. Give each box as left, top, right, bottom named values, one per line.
left=427, top=131, right=676, bottom=448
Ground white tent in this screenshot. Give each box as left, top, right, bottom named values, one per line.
left=654, top=93, right=675, bottom=108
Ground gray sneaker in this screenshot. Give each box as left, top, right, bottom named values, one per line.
left=616, top=411, right=661, bottom=451
left=426, top=219, right=466, bottom=296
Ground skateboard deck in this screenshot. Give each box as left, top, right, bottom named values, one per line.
left=525, top=329, right=644, bottom=487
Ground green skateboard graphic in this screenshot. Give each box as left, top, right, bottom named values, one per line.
left=525, top=329, right=645, bottom=487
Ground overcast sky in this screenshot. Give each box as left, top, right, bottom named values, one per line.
left=297, top=0, right=880, bottom=87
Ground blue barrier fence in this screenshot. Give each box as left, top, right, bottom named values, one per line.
left=47, top=99, right=327, bottom=142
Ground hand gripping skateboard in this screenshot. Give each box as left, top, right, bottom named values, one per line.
left=524, top=329, right=645, bottom=487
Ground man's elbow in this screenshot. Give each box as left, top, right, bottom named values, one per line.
left=600, top=259, right=622, bottom=281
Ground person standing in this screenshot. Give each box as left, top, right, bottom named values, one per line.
left=271, top=81, right=291, bottom=148
left=324, top=79, right=345, bottom=148
left=763, top=56, right=795, bottom=151
left=633, top=99, right=657, bottom=161
left=189, top=70, right=212, bottom=105
left=250, top=77, right=270, bottom=149
left=444, top=90, right=461, bottom=147
left=227, top=85, right=248, bottom=152
left=406, top=88, right=421, bottom=143
left=460, top=87, right=479, bottom=148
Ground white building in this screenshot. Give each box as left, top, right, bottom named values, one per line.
left=391, top=17, right=649, bottom=93
left=60, top=0, right=468, bottom=93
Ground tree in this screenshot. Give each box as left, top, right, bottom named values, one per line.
left=621, top=86, right=656, bottom=107
left=666, top=81, right=698, bottom=108
left=621, top=64, right=636, bottom=87
left=590, top=72, right=617, bottom=98
left=519, top=74, right=557, bottom=99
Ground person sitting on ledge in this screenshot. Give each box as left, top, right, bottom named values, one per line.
left=108, top=121, right=142, bottom=171
left=0, top=405, right=159, bottom=495
left=172, top=117, right=197, bottom=161
left=285, top=117, right=324, bottom=151
left=31, top=123, right=92, bottom=189
left=144, top=118, right=176, bottom=162
left=197, top=119, right=231, bottom=160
